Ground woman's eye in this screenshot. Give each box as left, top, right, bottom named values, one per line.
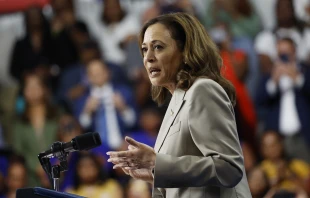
left=154, top=45, right=162, bottom=50
left=141, top=47, right=147, bottom=53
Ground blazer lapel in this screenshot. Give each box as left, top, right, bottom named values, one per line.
left=154, top=89, right=186, bottom=152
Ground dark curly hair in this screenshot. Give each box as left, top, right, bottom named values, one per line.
left=138, top=12, right=236, bottom=106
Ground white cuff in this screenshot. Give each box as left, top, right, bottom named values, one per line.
left=266, top=79, right=277, bottom=96
left=79, top=113, right=92, bottom=128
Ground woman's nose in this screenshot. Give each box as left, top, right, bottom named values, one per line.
left=145, top=50, right=155, bottom=63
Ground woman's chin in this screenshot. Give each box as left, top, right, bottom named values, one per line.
left=150, top=79, right=162, bottom=87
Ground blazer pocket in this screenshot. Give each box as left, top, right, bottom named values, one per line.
left=167, top=121, right=181, bottom=137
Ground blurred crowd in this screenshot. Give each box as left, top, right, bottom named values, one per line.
left=0, top=0, right=309, bottom=197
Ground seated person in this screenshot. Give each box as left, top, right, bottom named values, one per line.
left=259, top=130, right=310, bottom=195
left=0, top=155, right=27, bottom=198
left=66, top=152, right=123, bottom=198
left=126, top=178, right=151, bottom=198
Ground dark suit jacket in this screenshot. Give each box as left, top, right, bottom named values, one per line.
left=152, top=78, right=252, bottom=198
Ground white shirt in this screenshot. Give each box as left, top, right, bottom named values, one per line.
left=254, top=28, right=310, bottom=61
left=90, top=14, right=140, bottom=65
left=266, top=74, right=305, bottom=136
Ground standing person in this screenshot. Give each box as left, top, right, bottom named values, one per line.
left=256, top=37, right=310, bottom=163
left=10, top=6, right=51, bottom=83
left=77, top=59, right=137, bottom=154
left=107, top=13, right=251, bottom=198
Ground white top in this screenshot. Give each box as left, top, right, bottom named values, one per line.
left=254, top=28, right=310, bottom=61
left=249, top=0, right=310, bottom=30
left=90, top=13, right=140, bottom=66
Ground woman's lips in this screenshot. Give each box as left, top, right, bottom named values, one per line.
left=149, top=67, right=161, bottom=77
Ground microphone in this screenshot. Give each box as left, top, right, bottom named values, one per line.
left=40, top=132, right=102, bottom=159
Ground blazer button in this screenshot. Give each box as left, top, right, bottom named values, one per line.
left=170, top=109, right=174, bottom=116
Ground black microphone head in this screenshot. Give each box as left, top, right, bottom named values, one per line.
left=73, top=132, right=102, bottom=151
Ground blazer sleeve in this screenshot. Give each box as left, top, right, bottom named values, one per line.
left=154, top=80, right=244, bottom=188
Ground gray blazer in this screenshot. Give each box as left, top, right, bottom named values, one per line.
left=152, top=78, right=252, bottom=198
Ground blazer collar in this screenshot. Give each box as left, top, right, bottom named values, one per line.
left=154, top=88, right=186, bottom=152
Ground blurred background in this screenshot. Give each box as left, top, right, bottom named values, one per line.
left=0, top=0, right=309, bottom=197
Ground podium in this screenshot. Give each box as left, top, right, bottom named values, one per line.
left=16, top=187, right=86, bottom=198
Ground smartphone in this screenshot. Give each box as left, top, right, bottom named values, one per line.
left=279, top=54, right=289, bottom=63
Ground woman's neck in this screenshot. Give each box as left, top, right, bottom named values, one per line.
left=29, top=103, right=46, bottom=130
left=164, top=83, right=176, bottom=94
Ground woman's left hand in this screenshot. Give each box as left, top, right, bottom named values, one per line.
left=107, top=136, right=156, bottom=170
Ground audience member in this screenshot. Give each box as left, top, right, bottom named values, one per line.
left=204, top=0, right=261, bottom=39
left=205, top=0, right=261, bottom=98
left=254, top=0, right=310, bottom=64
left=0, top=155, right=27, bottom=198
left=260, top=131, right=310, bottom=195
left=9, top=6, right=51, bottom=83
left=77, top=60, right=137, bottom=153
left=89, top=0, right=140, bottom=66
left=126, top=179, right=151, bottom=198
left=49, top=0, right=79, bottom=70
left=66, top=152, right=123, bottom=198
left=251, top=0, right=310, bottom=30
left=256, top=37, right=310, bottom=163
left=12, top=73, right=59, bottom=186
left=69, top=21, right=91, bottom=52
left=141, top=0, right=192, bottom=24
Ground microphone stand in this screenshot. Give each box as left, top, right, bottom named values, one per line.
left=38, top=142, right=69, bottom=191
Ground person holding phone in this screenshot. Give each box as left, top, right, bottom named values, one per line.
left=257, top=37, right=310, bottom=163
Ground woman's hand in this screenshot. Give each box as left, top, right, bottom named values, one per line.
left=122, top=168, right=154, bottom=184
left=107, top=137, right=156, bottom=170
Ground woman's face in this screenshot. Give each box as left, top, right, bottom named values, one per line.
left=7, top=164, right=27, bottom=191
left=77, top=157, right=99, bottom=184
left=261, top=132, right=283, bottom=160
left=24, top=76, right=45, bottom=105
left=142, top=23, right=183, bottom=91
left=104, top=0, right=122, bottom=22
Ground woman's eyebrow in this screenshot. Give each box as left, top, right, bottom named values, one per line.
left=142, top=40, right=164, bottom=46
